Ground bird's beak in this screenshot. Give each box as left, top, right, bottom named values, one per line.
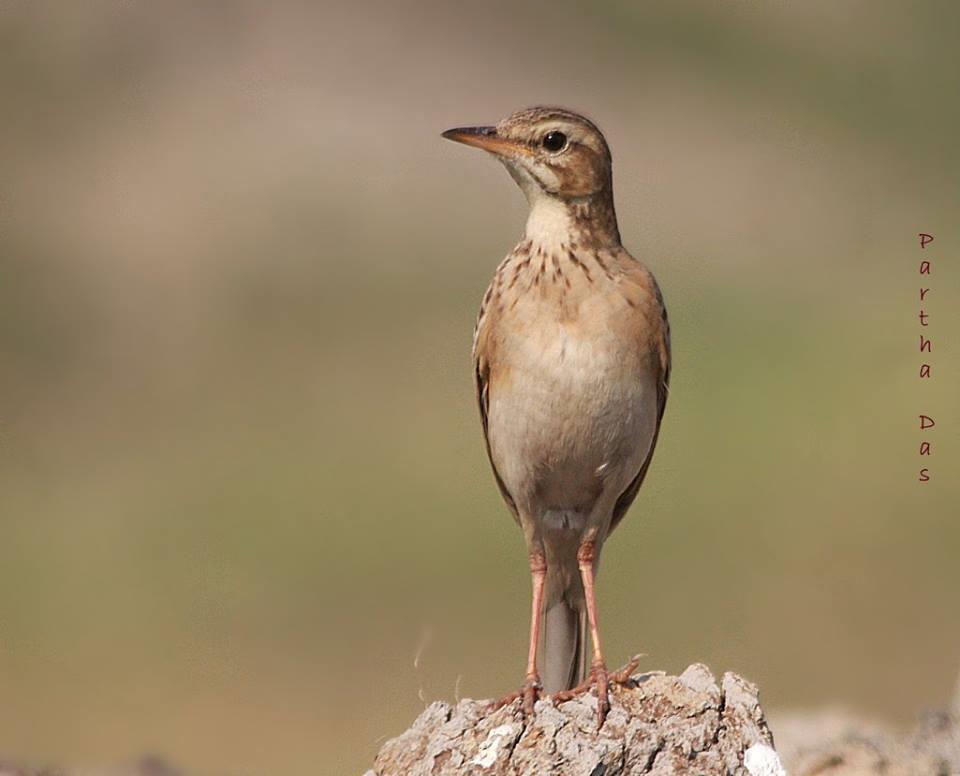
left=442, top=126, right=532, bottom=157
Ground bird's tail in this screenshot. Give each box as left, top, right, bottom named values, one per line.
left=539, top=571, right=588, bottom=694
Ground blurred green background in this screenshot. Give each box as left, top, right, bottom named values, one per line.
left=1, top=1, right=958, bottom=774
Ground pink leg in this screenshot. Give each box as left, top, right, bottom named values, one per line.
left=495, top=551, right=546, bottom=715
left=578, top=541, right=610, bottom=721
left=552, top=542, right=644, bottom=727
left=525, top=551, right=546, bottom=683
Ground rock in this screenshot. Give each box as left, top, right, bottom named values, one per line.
left=773, top=704, right=960, bottom=775
left=371, top=664, right=780, bottom=775
left=0, top=756, right=181, bottom=776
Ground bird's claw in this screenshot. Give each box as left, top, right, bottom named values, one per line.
left=551, top=654, right=645, bottom=727
left=493, top=673, right=543, bottom=716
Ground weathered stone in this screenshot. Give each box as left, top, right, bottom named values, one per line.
left=371, top=665, right=780, bottom=775
left=773, top=703, right=960, bottom=776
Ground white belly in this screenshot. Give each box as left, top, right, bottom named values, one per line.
left=485, top=316, right=659, bottom=518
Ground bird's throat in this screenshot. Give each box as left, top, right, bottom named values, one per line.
left=524, top=192, right=620, bottom=253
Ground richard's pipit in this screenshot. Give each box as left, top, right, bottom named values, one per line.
left=443, top=108, right=670, bottom=724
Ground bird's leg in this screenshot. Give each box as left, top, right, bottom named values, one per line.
left=494, top=550, right=546, bottom=715
left=551, top=541, right=642, bottom=726
left=581, top=540, right=611, bottom=723
left=522, top=550, right=547, bottom=712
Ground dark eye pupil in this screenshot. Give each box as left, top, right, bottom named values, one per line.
left=542, top=131, right=567, bottom=151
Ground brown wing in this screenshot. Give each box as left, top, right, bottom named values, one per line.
left=472, top=263, right=521, bottom=523
left=609, top=275, right=671, bottom=533
left=475, top=353, right=520, bottom=522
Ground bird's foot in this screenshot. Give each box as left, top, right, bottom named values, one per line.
left=493, top=672, right=543, bottom=716
left=551, top=654, right=645, bottom=726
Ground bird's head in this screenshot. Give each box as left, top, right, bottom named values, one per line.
left=442, top=107, right=613, bottom=203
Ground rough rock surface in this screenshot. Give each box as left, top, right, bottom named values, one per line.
left=369, top=664, right=781, bottom=775
left=0, top=755, right=181, bottom=776
left=773, top=704, right=960, bottom=775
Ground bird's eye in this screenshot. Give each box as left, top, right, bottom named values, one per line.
left=542, top=131, right=567, bottom=152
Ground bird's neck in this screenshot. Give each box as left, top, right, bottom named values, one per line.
left=523, top=191, right=621, bottom=254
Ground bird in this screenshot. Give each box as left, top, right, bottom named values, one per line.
left=442, top=107, right=670, bottom=725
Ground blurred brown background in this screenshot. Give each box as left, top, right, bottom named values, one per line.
left=1, top=1, right=958, bottom=774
